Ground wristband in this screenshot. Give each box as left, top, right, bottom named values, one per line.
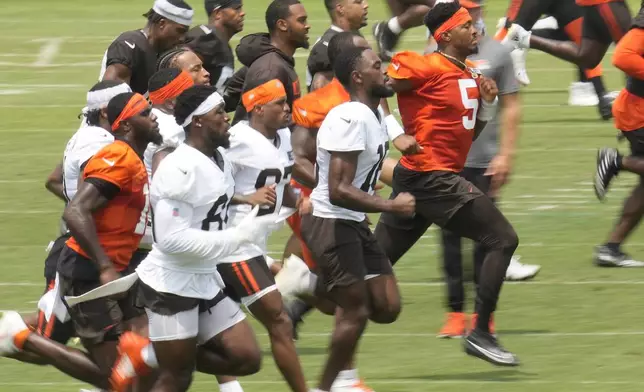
left=477, top=97, right=498, bottom=122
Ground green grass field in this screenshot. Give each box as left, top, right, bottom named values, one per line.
left=1, top=0, right=644, bottom=390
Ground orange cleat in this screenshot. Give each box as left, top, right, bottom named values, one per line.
left=110, top=332, right=152, bottom=392
left=470, top=313, right=495, bottom=335
left=437, top=312, right=467, bottom=338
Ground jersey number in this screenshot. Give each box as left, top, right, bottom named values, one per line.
left=458, top=79, right=479, bottom=131
left=360, top=143, right=388, bottom=193
left=134, top=183, right=151, bottom=235
left=255, top=166, right=293, bottom=216
left=201, top=194, right=230, bottom=231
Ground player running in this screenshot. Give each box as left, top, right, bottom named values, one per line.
left=593, top=3, right=644, bottom=268
left=185, top=0, right=245, bottom=95
left=374, top=1, right=520, bottom=366
left=372, top=0, right=434, bottom=61
left=302, top=46, right=415, bottom=392
left=100, top=0, right=193, bottom=94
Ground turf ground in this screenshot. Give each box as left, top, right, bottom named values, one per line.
left=1, top=0, right=644, bottom=390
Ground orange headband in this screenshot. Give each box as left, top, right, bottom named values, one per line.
left=241, top=79, right=287, bottom=112
left=433, top=7, right=472, bottom=42
left=149, top=71, right=194, bottom=105
left=111, top=93, right=150, bottom=131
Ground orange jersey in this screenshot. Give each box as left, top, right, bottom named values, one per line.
left=389, top=51, right=482, bottom=173
left=612, top=28, right=644, bottom=132
left=67, top=140, right=150, bottom=271
left=292, top=78, right=350, bottom=130
left=576, top=0, right=621, bottom=6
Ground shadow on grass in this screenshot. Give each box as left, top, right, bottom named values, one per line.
left=261, top=347, right=327, bottom=356
left=391, top=369, right=536, bottom=382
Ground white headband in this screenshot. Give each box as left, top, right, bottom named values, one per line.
left=180, top=92, right=225, bottom=127
left=153, top=0, right=193, bottom=26
left=82, top=83, right=133, bottom=114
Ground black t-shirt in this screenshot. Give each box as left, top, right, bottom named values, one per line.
left=100, top=30, right=157, bottom=95
left=185, top=25, right=236, bottom=91
left=306, top=26, right=343, bottom=92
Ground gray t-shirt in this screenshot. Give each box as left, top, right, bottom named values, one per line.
left=465, top=36, right=519, bottom=168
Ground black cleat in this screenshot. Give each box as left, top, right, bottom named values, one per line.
left=594, top=245, right=644, bottom=267
left=464, top=328, right=520, bottom=367
left=373, top=21, right=399, bottom=62
left=594, top=148, right=620, bottom=201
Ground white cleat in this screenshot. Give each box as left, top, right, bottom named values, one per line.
left=531, top=16, right=559, bottom=30
left=275, top=255, right=315, bottom=299
left=510, top=48, right=530, bottom=86
left=0, top=311, right=27, bottom=356
left=331, top=379, right=374, bottom=392
left=505, top=256, right=541, bottom=281
left=502, top=24, right=532, bottom=50
left=569, top=82, right=599, bottom=107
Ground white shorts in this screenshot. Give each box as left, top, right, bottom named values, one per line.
left=146, top=296, right=246, bottom=345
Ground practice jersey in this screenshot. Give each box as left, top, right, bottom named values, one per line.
left=293, top=78, right=350, bottom=130
left=62, top=125, right=114, bottom=202
left=311, top=101, right=389, bottom=222
left=306, top=25, right=343, bottom=91
left=98, top=30, right=157, bottom=95
left=143, top=108, right=185, bottom=177
left=185, top=25, right=235, bottom=93
left=66, top=140, right=150, bottom=271
left=137, top=143, right=235, bottom=299
left=389, top=51, right=482, bottom=173
left=612, top=25, right=644, bottom=132
left=221, top=123, right=294, bottom=262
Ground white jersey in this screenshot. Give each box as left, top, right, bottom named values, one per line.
left=62, top=125, right=114, bottom=201
left=136, top=143, right=235, bottom=299
left=221, top=123, right=294, bottom=262
left=311, top=101, right=389, bottom=222
left=143, top=108, right=185, bottom=177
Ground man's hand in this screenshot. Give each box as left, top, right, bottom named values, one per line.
left=391, top=192, right=416, bottom=217
left=99, top=265, right=120, bottom=286
left=485, top=154, right=513, bottom=197
left=393, top=134, right=423, bottom=156
left=297, top=196, right=312, bottom=216
left=479, top=77, right=499, bottom=103
left=247, top=184, right=277, bottom=207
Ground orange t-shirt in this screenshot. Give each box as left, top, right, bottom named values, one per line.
left=612, top=28, right=644, bottom=132
left=292, top=78, right=350, bottom=130
left=66, top=140, right=150, bottom=272
left=389, top=51, right=481, bottom=173
left=576, top=0, right=621, bottom=6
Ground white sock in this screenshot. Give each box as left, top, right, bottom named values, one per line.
left=337, top=368, right=359, bottom=381
left=387, top=17, right=403, bottom=35
left=141, top=344, right=158, bottom=368
left=219, top=380, right=244, bottom=392
left=310, top=389, right=328, bottom=392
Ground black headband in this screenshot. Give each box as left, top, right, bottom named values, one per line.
left=205, top=0, right=241, bottom=15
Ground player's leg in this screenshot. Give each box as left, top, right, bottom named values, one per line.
left=594, top=129, right=644, bottom=267
left=301, top=214, right=371, bottom=392
left=196, top=296, right=261, bottom=377
left=218, top=257, right=308, bottom=392
left=373, top=0, right=431, bottom=61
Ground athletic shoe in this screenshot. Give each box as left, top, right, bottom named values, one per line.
left=470, top=313, right=495, bottom=336
left=275, top=255, right=315, bottom=299
left=110, top=332, right=152, bottom=392
left=505, top=256, right=541, bottom=281
left=568, top=82, right=599, bottom=107
left=0, top=311, right=27, bottom=356
left=594, top=245, right=644, bottom=267
left=594, top=148, right=620, bottom=201
left=331, top=378, right=374, bottom=392
left=372, top=22, right=399, bottom=62
left=501, top=24, right=531, bottom=50
left=437, top=312, right=467, bottom=338
left=510, top=49, right=530, bottom=86
left=464, top=328, right=519, bottom=367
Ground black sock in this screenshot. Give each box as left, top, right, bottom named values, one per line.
left=578, top=68, right=587, bottom=83
left=589, top=76, right=607, bottom=98
left=605, top=242, right=621, bottom=252
left=289, top=298, right=314, bottom=322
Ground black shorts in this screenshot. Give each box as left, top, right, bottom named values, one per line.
left=505, top=0, right=581, bottom=30
left=44, top=233, right=71, bottom=281
left=136, top=280, right=226, bottom=316
left=217, top=256, right=276, bottom=304
left=57, top=246, right=144, bottom=345
left=301, top=215, right=393, bottom=292
left=582, top=1, right=631, bottom=44
left=623, top=128, right=644, bottom=157
left=460, top=167, right=494, bottom=201
left=35, top=278, right=76, bottom=345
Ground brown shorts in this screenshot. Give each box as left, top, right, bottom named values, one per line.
left=301, top=215, right=393, bottom=292
left=582, top=1, right=631, bottom=44
left=136, top=280, right=226, bottom=316
left=217, top=256, right=276, bottom=303
left=58, top=246, right=144, bottom=345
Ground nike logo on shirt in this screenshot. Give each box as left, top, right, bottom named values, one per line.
left=124, top=41, right=135, bottom=49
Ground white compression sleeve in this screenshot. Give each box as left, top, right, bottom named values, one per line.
left=153, top=198, right=245, bottom=260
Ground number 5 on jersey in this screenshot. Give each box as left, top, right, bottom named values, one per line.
left=458, top=79, right=479, bottom=131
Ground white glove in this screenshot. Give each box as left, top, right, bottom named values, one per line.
left=502, top=24, right=531, bottom=50
left=234, top=205, right=281, bottom=244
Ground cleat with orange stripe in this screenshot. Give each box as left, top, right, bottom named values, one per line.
left=110, top=332, right=152, bottom=392
left=470, top=313, right=496, bottom=336
left=437, top=312, right=467, bottom=339
left=331, top=379, right=374, bottom=392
